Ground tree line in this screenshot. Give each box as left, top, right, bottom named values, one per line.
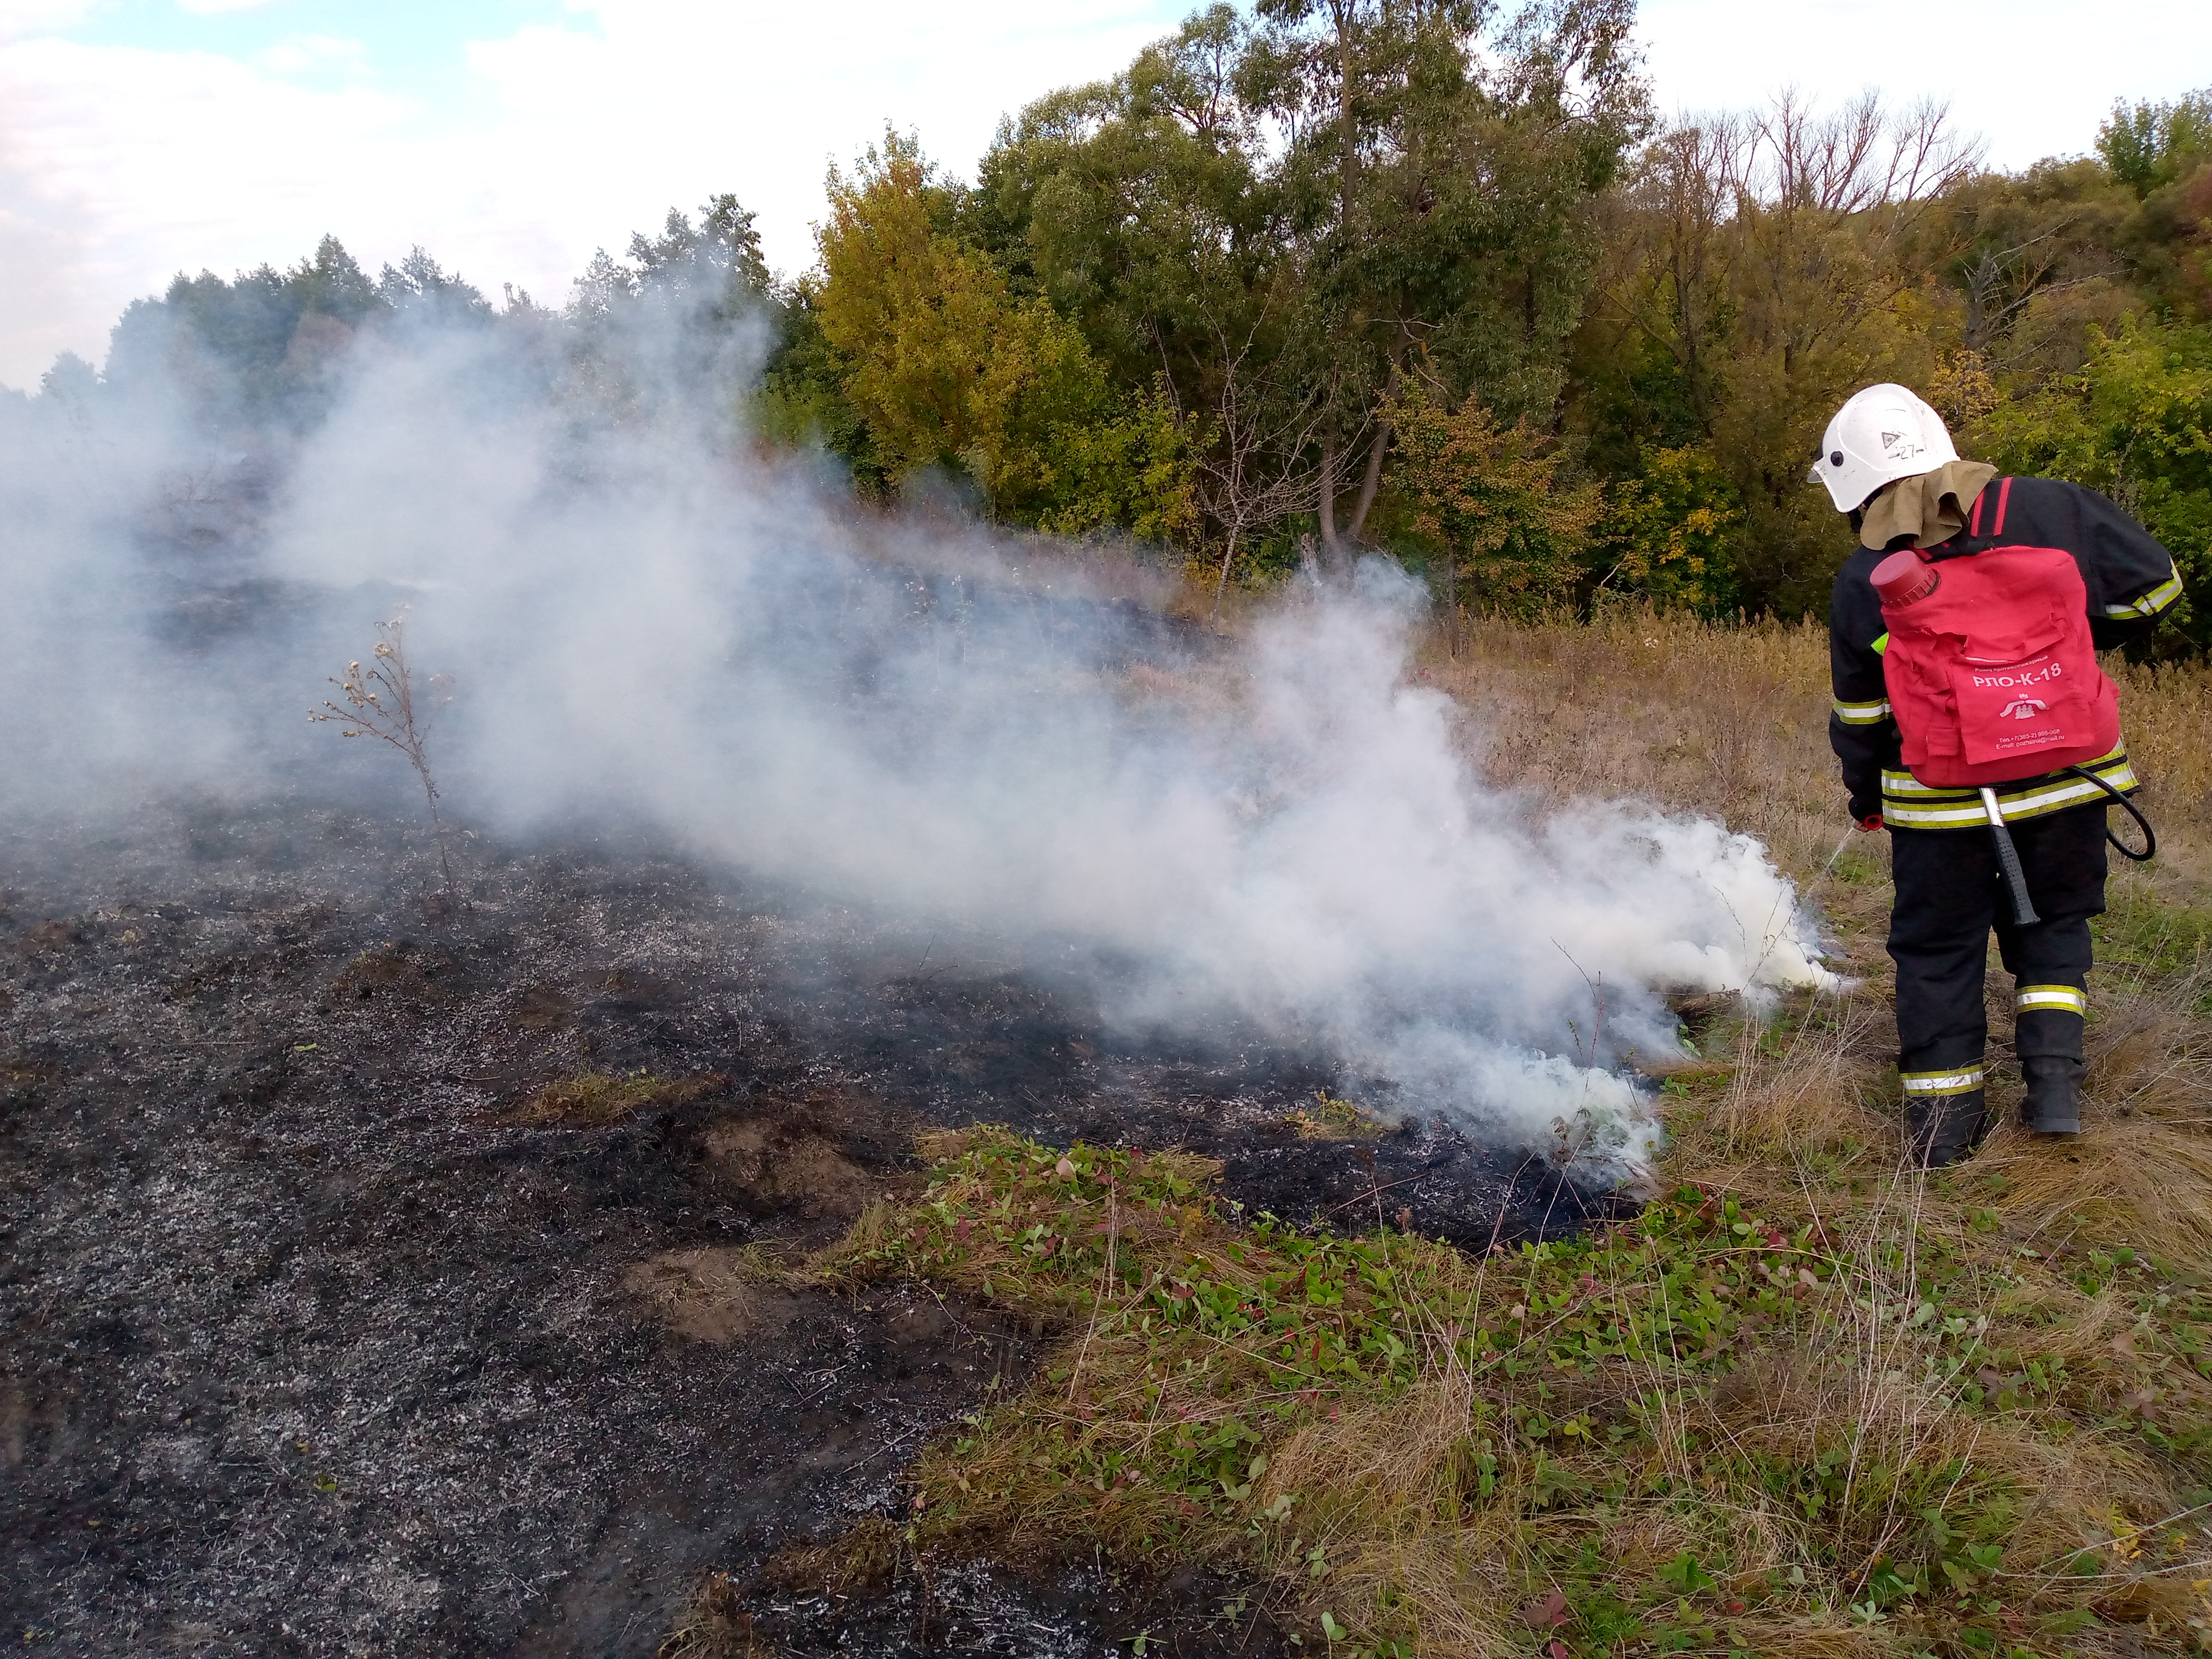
left=36, top=2, right=2212, bottom=648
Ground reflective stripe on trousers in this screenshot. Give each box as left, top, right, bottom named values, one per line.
left=2015, top=984, right=2088, bottom=1017
left=1901, top=1066, right=1985, bottom=1096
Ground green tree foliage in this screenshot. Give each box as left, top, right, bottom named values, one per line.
left=2099, top=89, right=2212, bottom=200
left=570, top=194, right=770, bottom=334
left=564, top=194, right=780, bottom=424
left=1594, top=443, right=1742, bottom=611
left=378, top=247, right=496, bottom=326
left=890, top=0, right=1648, bottom=565
left=970, top=4, right=1284, bottom=399
left=801, top=130, right=1194, bottom=535
left=37, top=352, right=99, bottom=412
left=48, top=22, right=2212, bottom=645
left=752, top=279, right=877, bottom=465
left=2094, top=91, right=2212, bottom=325
left=102, top=234, right=488, bottom=424
left=1387, top=381, right=1603, bottom=617
left=1975, top=319, right=2212, bottom=650
left=85, top=198, right=773, bottom=435
left=1244, top=0, right=1648, bottom=544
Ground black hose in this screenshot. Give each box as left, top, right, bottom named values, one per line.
left=1980, top=788, right=2041, bottom=927
left=2063, top=765, right=2156, bottom=861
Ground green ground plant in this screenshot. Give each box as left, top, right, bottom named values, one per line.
left=802, top=1079, right=2212, bottom=1657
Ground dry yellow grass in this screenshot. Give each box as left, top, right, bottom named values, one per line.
left=510, top=1068, right=725, bottom=1126
left=1411, top=610, right=2212, bottom=1654
left=1432, top=605, right=2212, bottom=1224
left=685, top=608, right=2212, bottom=1659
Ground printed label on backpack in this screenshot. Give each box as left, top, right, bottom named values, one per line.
left=1954, top=649, right=2080, bottom=764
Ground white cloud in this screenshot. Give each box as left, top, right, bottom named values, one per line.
left=0, top=1, right=95, bottom=40
left=0, top=35, right=421, bottom=382
left=259, top=33, right=370, bottom=77
left=0, top=0, right=2206, bottom=387
left=0, top=105, right=96, bottom=382
left=0, top=0, right=1179, bottom=384
left=1636, top=0, right=2212, bottom=169
left=457, top=0, right=1177, bottom=272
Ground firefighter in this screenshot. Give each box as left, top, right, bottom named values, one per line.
left=1814, top=383, right=2183, bottom=1167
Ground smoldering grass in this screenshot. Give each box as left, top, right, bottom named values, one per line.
left=717, top=607, right=2212, bottom=1657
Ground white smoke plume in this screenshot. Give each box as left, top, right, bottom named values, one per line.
left=0, top=316, right=1837, bottom=1175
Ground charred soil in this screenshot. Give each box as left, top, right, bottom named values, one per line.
left=0, top=808, right=1610, bottom=1657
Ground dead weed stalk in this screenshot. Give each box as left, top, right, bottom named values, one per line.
left=311, top=612, right=457, bottom=891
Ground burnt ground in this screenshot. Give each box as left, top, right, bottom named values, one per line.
left=0, top=802, right=1622, bottom=1658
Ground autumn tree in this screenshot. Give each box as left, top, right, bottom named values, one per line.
left=957, top=0, right=1646, bottom=583
left=1388, top=381, right=1604, bottom=628
left=1572, top=94, right=1981, bottom=612
left=1243, top=0, right=1648, bottom=549
left=807, top=131, right=1193, bottom=538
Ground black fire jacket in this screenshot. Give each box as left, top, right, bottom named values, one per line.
left=1827, top=475, right=2182, bottom=827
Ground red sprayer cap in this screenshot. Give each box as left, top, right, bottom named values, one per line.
left=1871, top=549, right=1940, bottom=608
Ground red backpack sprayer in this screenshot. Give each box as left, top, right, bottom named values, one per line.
left=1869, top=488, right=2156, bottom=927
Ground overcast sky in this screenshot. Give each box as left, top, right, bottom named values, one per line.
left=2, top=0, right=2207, bottom=389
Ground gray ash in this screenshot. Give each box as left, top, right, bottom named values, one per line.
left=0, top=808, right=1608, bottom=1657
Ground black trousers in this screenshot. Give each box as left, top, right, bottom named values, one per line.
left=1888, top=802, right=2107, bottom=1083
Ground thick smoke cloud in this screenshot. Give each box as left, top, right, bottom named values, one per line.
left=0, top=314, right=1836, bottom=1173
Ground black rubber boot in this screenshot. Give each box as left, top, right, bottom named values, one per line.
left=2021, top=1057, right=2084, bottom=1135
left=1909, top=1090, right=1989, bottom=1169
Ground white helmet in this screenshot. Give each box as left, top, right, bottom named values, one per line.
left=1807, top=383, right=1958, bottom=512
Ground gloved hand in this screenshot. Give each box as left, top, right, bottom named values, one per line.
left=1855, top=814, right=1885, bottom=832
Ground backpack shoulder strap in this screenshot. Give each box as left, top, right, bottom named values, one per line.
left=1968, top=476, right=2013, bottom=539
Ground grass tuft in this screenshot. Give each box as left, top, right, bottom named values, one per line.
left=1285, top=1091, right=1389, bottom=1141
left=512, top=1068, right=724, bottom=1127
left=657, top=1570, right=768, bottom=1659
left=760, top=1514, right=902, bottom=1598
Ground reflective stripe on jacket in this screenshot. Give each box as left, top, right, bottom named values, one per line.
left=1879, top=745, right=2136, bottom=828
